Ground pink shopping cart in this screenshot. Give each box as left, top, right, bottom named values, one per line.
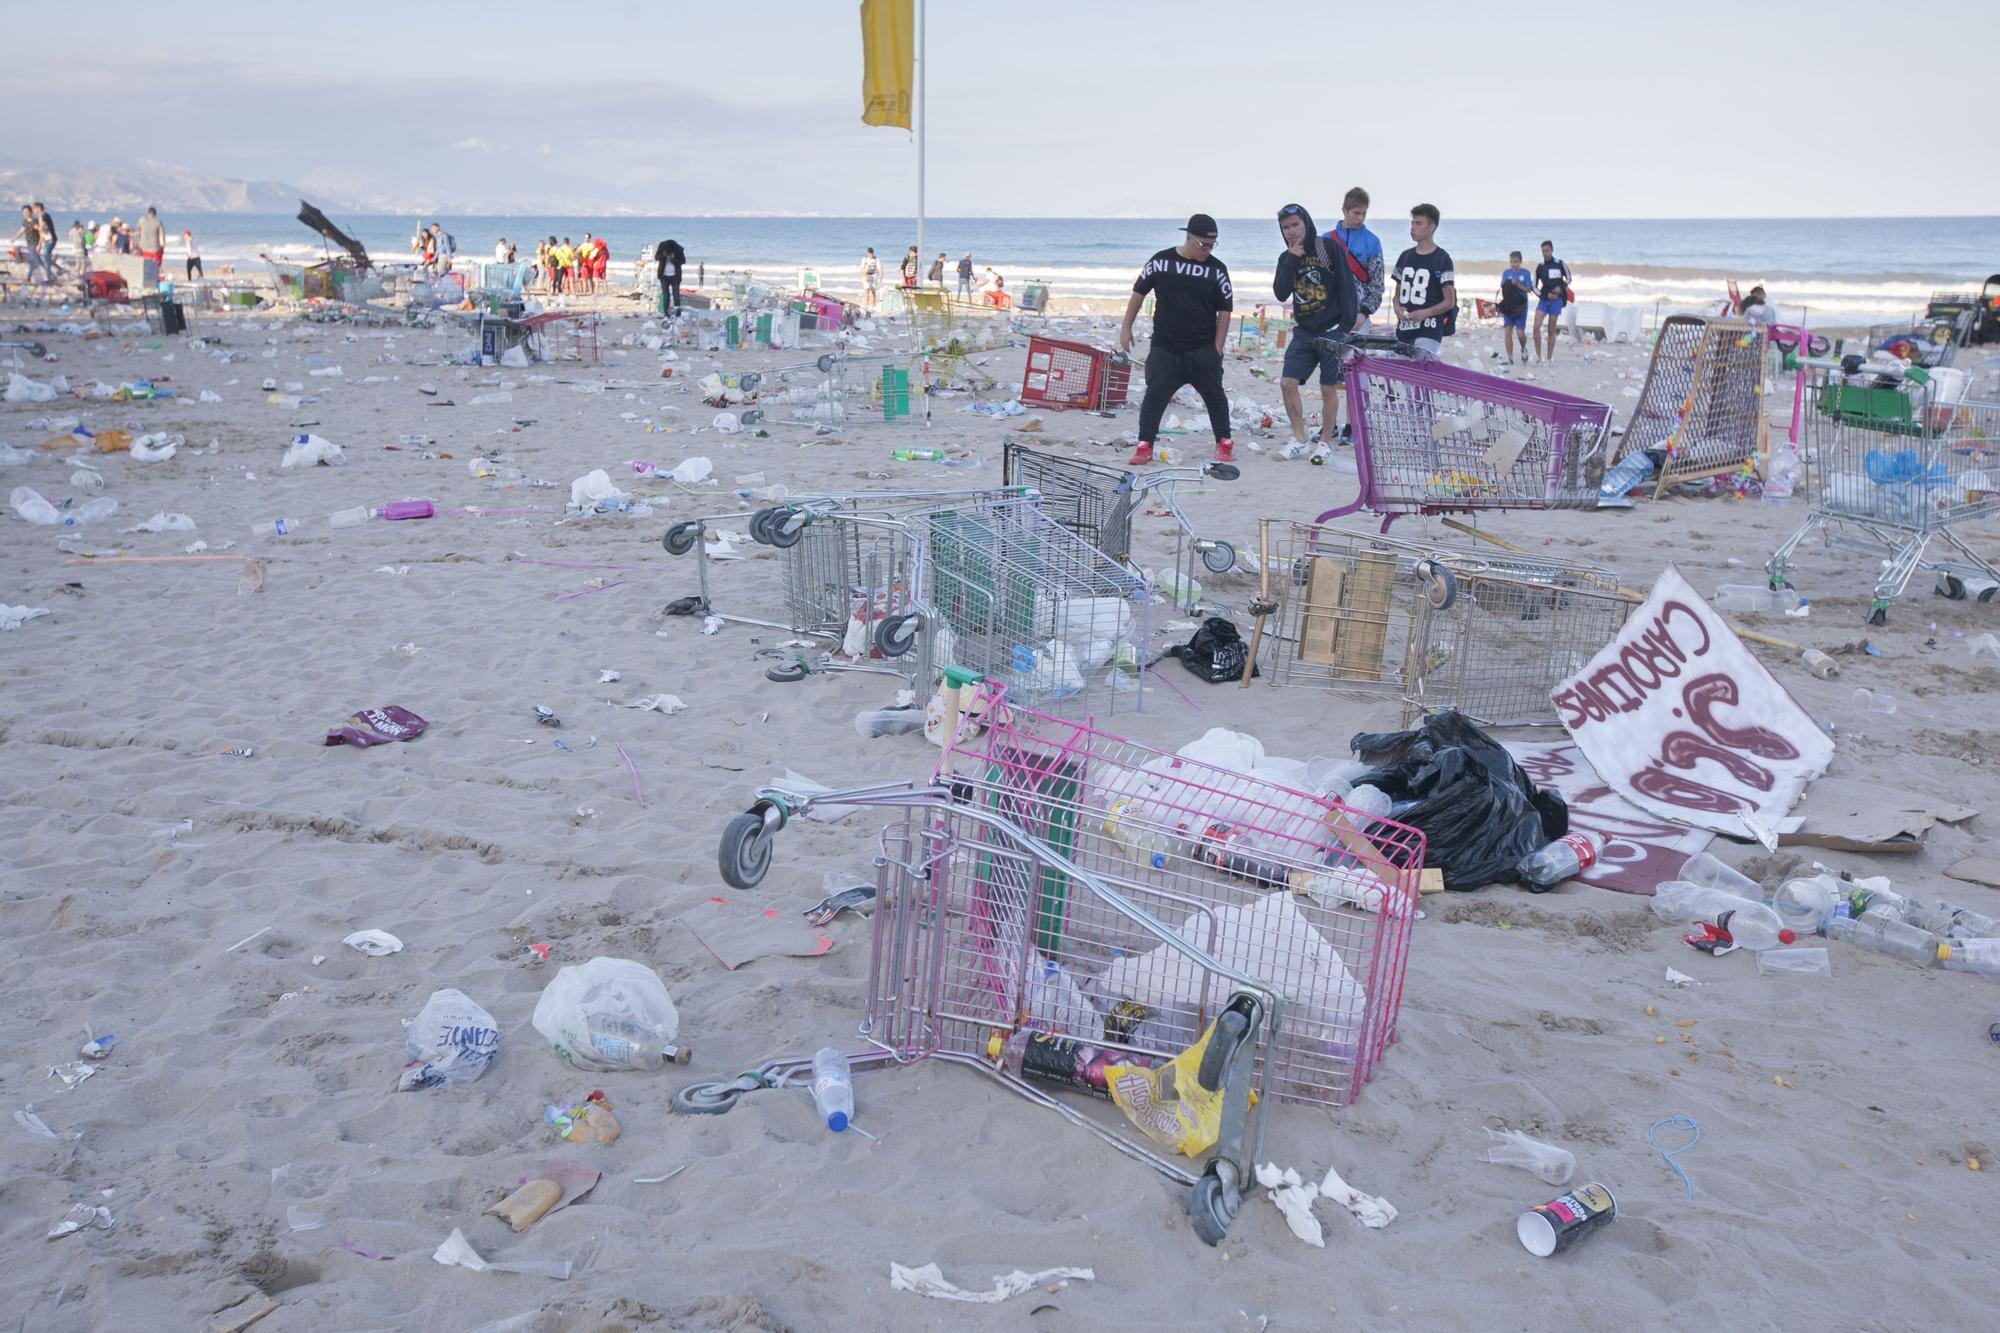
left=690, top=670, right=1424, bottom=1245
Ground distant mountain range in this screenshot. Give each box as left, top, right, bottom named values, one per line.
left=0, top=158, right=323, bottom=215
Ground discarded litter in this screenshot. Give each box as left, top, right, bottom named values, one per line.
left=1, top=604, right=52, bottom=632
left=1484, top=1128, right=1576, bottom=1186
left=888, top=1262, right=1094, bottom=1304
left=806, top=879, right=876, bottom=926
left=326, top=705, right=430, bottom=748
left=533, top=705, right=562, bottom=727
left=79, top=1034, right=116, bottom=1061
left=123, top=511, right=198, bottom=533
left=1254, top=1164, right=1324, bottom=1247
left=1518, top=1183, right=1617, bottom=1257
left=432, top=1227, right=571, bottom=1280
left=628, top=694, right=687, bottom=715
left=1318, top=1163, right=1397, bottom=1228
left=545, top=1089, right=622, bottom=1144
left=811, top=1048, right=855, bottom=1132
left=1649, top=1116, right=1702, bottom=1198
left=344, top=929, right=405, bottom=957
left=280, top=433, right=345, bottom=468
left=47, top=1203, right=115, bottom=1240
left=486, top=1163, right=599, bottom=1232
left=48, top=1062, right=97, bottom=1090
left=1758, top=947, right=1831, bottom=977
left=397, top=988, right=499, bottom=1091
left=531, top=957, right=681, bottom=1072
left=15, top=1107, right=58, bottom=1138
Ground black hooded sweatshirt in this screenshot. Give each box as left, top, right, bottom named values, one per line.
left=1272, top=204, right=1357, bottom=337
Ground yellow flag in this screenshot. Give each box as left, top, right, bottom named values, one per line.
left=859, top=0, right=913, bottom=129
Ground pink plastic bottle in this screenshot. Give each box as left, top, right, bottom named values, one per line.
left=378, top=499, right=434, bottom=521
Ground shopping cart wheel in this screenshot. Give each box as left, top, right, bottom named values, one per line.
left=875, top=612, right=923, bottom=658
left=1206, top=462, right=1242, bottom=482
left=1200, top=540, right=1237, bottom=575
left=765, top=659, right=810, bottom=683
left=1418, top=561, right=1458, bottom=610
left=748, top=508, right=780, bottom=544
left=672, top=1080, right=745, bottom=1115
left=1189, top=1167, right=1240, bottom=1246
left=719, top=810, right=777, bottom=889
left=765, top=511, right=808, bottom=549
left=1936, top=574, right=1968, bottom=601
left=662, top=522, right=703, bottom=556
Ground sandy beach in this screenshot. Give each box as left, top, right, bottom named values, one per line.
left=5, top=281, right=2000, bottom=1332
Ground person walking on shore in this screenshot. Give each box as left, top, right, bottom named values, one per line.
left=1498, top=249, right=1532, bottom=364
left=927, top=251, right=945, bottom=288
left=956, top=252, right=973, bottom=299
left=69, top=219, right=88, bottom=275
left=34, top=203, right=58, bottom=282
left=655, top=238, right=686, bottom=316
left=1119, top=213, right=1236, bottom=466
left=1532, top=239, right=1570, bottom=362
left=899, top=244, right=920, bottom=290
left=1272, top=202, right=1356, bottom=463
left=181, top=229, right=203, bottom=281
left=1391, top=203, right=1455, bottom=355
left=135, top=206, right=166, bottom=289
left=13, top=206, right=48, bottom=283
left=860, top=247, right=881, bottom=308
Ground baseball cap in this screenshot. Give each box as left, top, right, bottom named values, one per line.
left=1182, top=213, right=1218, bottom=237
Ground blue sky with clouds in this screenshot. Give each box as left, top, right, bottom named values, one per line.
left=10, top=0, right=1997, bottom=217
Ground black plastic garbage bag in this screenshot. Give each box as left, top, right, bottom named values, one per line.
left=1165, top=616, right=1258, bottom=684
left=1350, top=710, right=1567, bottom=891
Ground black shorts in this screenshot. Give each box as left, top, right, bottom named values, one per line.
left=1282, top=329, right=1344, bottom=385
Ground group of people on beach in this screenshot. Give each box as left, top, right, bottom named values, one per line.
left=1119, top=188, right=1579, bottom=468
left=12, top=205, right=192, bottom=288
left=531, top=234, right=611, bottom=296
left=859, top=246, right=998, bottom=308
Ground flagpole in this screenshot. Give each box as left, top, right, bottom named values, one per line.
left=915, top=0, right=925, bottom=284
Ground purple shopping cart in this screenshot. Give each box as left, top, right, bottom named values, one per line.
left=1317, top=351, right=1615, bottom=531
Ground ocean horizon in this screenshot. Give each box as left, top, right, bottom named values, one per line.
left=113, top=212, right=2000, bottom=326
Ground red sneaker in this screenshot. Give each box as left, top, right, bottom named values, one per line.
left=1214, top=438, right=1235, bottom=463
left=1127, top=441, right=1154, bottom=466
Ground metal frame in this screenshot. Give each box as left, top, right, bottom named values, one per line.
left=1767, top=361, right=2000, bottom=624
left=1002, top=441, right=1134, bottom=561
left=1244, top=519, right=1632, bottom=727
left=1615, top=316, right=1768, bottom=496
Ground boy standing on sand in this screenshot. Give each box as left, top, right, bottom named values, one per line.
left=1391, top=203, right=1455, bottom=354
left=1272, top=203, right=1356, bottom=463
left=1532, top=239, right=1571, bottom=362
left=956, top=252, right=973, bottom=298
left=1331, top=187, right=1384, bottom=329
left=861, top=248, right=881, bottom=308
left=1119, top=213, right=1236, bottom=466
left=1498, top=250, right=1532, bottom=364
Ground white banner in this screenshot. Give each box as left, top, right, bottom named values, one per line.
left=1551, top=566, right=1833, bottom=839
left=1505, top=740, right=1711, bottom=895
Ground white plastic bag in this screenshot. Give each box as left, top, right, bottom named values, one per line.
left=281, top=433, right=344, bottom=468
left=568, top=468, right=623, bottom=512
left=672, top=455, right=713, bottom=484
left=531, top=957, right=679, bottom=1071
left=397, top=988, right=499, bottom=1091
left=1483, top=1127, right=1576, bottom=1185
left=5, top=373, right=56, bottom=403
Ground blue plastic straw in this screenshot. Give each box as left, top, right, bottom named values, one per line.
left=1649, top=1115, right=1701, bottom=1198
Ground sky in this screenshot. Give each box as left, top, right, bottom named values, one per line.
left=10, top=0, right=1999, bottom=218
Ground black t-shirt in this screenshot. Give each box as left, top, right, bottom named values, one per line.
left=1133, top=247, right=1234, bottom=352
left=1393, top=245, right=1456, bottom=342
left=1535, top=258, right=1570, bottom=302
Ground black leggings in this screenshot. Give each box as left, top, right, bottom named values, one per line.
left=186, top=257, right=202, bottom=279
left=1137, top=343, right=1230, bottom=443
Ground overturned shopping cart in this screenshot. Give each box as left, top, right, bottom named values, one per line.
left=1002, top=439, right=1135, bottom=560
left=693, top=676, right=1424, bottom=1244
left=1315, top=342, right=1615, bottom=531
left=1243, top=519, right=1633, bottom=727
left=1607, top=316, right=1766, bottom=499
left=1766, top=360, right=2000, bottom=625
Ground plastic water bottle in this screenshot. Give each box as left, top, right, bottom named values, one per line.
left=1517, top=831, right=1606, bottom=890
left=1650, top=881, right=1797, bottom=950
left=1104, top=797, right=1171, bottom=870
left=1938, top=938, right=2000, bottom=977
left=1824, top=913, right=1943, bottom=966
left=256, top=517, right=302, bottom=537
left=1911, top=900, right=2000, bottom=941
left=1597, top=450, right=1657, bottom=501
left=809, top=1047, right=853, bottom=1132
left=57, top=497, right=119, bottom=527
left=1714, top=584, right=1803, bottom=613
left=379, top=499, right=434, bottom=521
left=893, top=448, right=945, bottom=462
left=329, top=506, right=370, bottom=529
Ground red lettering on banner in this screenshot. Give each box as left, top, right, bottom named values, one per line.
left=1660, top=730, right=1775, bottom=790
left=1680, top=674, right=1801, bottom=761
left=1629, top=764, right=1752, bottom=813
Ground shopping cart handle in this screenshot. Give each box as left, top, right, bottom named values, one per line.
left=1314, top=332, right=1412, bottom=357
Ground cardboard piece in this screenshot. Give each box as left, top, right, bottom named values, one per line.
left=1778, top=780, right=1977, bottom=854
left=1944, top=857, right=2000, bottom=891
left=680, top=896, right=834, bottom=970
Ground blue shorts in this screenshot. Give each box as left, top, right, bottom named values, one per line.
left=1536, top=297, right=1565, bottom=317
left=1281, top=328, right=1344, bottom=385
left=1501, top=312, right=1527, bottom=330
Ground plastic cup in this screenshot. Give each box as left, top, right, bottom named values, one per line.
left=1678, top=852, right=1761, bottom=899
left=1852, top=688, right=1897, bottom=715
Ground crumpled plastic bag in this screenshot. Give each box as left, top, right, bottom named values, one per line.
left=671, top=455, right=712, bottom=484
left=2, top=605, right=51, bottom=631
left=531, top=957, right=679, bottom=1071
left=1350, top=710, right=1566, bottom=891
left=889, top=1262, right=1094, bottom=1303
left=1104, top=1017, right=1243, bottom=1157
left=124, top=511, right=197, bottom=533
left=5, top=372, right=57, bottom=403
left=499, top=345, right=532, bottom=368
left=127, top=432, right=180, bottom=463
left=432, top=1227, right=571, bottom=1279
left=711, top=412, right=742, bottom=433
left=281, top=433, right=344, bottom=468
left=397, top=989, right=498, bottom=1091
left=569, top=468, right=623, bottom=512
